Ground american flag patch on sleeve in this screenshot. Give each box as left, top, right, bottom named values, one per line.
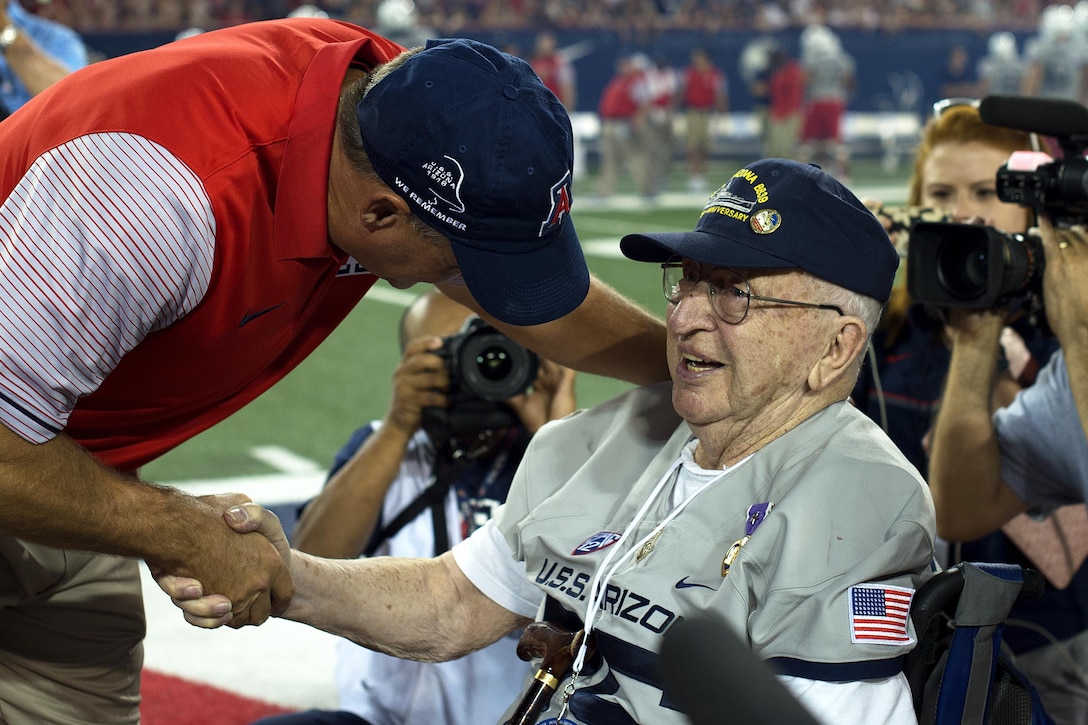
left=848, top=584, right=915, bottom=645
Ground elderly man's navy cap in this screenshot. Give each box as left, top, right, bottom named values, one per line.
left=620, top=159, right=898, bottom=302
left=357, top=38, right=588, bottom=326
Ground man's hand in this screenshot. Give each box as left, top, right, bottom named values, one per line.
left=505, top=361, right=576, bottom=434
left=383, top=336, right=451, bottom=437
left=941, top=304, right=1006, bottom=346
left=1039, top=218, right=1088, bottom=350
left=149, top=496, right=293, bottom=628
left=155, top=502, right=292, bottom=628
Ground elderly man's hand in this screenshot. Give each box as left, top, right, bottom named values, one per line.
left=150, top=498, right=293, bottom=629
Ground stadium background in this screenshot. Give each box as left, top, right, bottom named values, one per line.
left=84, top=26, right=1023, bottom=115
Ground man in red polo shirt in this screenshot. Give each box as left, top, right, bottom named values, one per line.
left=679, top=47, right=727, bottom=194
left=764, top=47, right=805, bottom=160
left=596, top=53, right=652, bottom=198
left=530, top=31, right=575, bottom=110
left=0, top=20, right=667, bottom=723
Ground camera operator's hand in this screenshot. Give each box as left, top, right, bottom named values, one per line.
left=289, top=335, right=455, bottom=559
left=864, top=200, right=953, bottom=255
left=1039, top=217, right=1088, bottom=352
left=383, top=336, right=452, bottom=439
left=941, top=305, right=1006, bottom=344
left=934, top=214, right=1014, bottom=345
left=504, top=360, right=576, bottom=435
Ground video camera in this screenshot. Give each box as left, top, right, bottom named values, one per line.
left=907, top=95, right=1088, bottom=315
left=421, top=317, right=540, bottom=441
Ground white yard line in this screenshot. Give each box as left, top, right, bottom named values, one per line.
left=249, top=445, right=323, bottom=474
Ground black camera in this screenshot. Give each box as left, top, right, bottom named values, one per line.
left=907, top=95, right=1088, bottom=315
left=421, top=317, right=540, bottom=440
left=995, top=154, right=1088, bottom=222
left=907, top=222, right=1044, bottom=310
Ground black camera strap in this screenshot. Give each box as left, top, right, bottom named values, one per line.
left=363, top=451, right=473, bottom=557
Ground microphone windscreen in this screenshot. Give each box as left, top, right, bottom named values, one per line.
left=980, top=95, right=1088, bottom=139
left=659, top=616, right=819, bottom=725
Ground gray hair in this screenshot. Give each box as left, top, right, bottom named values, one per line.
left=804, top=274, right=885, bottom=379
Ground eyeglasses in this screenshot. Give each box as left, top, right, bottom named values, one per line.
left=661, top=259, right=845, bottom=325
left=931, top=97, right=980, bottom=120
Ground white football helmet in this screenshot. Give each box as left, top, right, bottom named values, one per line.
left=376, top=0, right=418, bottom=31
left=288, top=4, right=329, bottom=19
left=987, top=31, right=1017, bottom=60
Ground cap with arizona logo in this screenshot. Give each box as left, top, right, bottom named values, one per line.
left=618, top=158, right=898, bottom=302
left=357, top=38, right=588, bottom=326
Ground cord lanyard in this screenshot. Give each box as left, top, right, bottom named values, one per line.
left=554, top=456, right=734, bottom=723
left=456, top=439, right=512, bottom=536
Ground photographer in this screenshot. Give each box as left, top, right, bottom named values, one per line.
left=929, top=218, right=1088, bottom=538
left=862, top=99, right=1088, bottom=723
left=921, top=103, right=1088, bottom=720
left=260, top=289, right=574, bottom=725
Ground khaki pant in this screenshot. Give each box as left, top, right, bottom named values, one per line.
left=596, top=119, right=650, bottom=197
left=685, top=109, right=712, bottom=156
left=763, top=114, right=802, bottom=161
left=0, top=538, right=144, bottom=724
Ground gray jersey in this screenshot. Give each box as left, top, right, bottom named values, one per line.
left=995, top=350, right=1088, bottom=510
left=803, top=50, right=855, bottom=102
left=1025, top=36, right=1085, bottom=99
left=491, top=383, right=935, bottom=723
left=977, top=54, right=1026, bottom=95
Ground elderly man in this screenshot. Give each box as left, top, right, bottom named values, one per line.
left=163, top=159, right=936, bottom=724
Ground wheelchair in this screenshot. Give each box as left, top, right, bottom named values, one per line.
left=904, top=561, right=1055, bottom=725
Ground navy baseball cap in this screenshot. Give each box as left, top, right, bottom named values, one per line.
left=620, top=159, right=899, bottom=302
left=357, top=38, right=588, bottom=326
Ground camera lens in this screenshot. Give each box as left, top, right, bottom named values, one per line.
left=936, top=236, right=989, bottom=300
left=457, top=330, right=539, bottom=401
left=475, top=347, right=513, bottom=381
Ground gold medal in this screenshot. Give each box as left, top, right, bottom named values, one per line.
left=636, top=530, right=662, bottom=562
left=721, top=535, right=750, bottom=576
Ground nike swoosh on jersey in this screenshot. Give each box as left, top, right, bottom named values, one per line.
left=238, top=303, right=284, bottom=328
left=675, top=576, right=715, bottom=590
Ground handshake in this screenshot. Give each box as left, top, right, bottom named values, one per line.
left=153, top=499, right=294, bottom=629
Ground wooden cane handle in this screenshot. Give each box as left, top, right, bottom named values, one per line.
left=504, top=623, right=580, bottom=725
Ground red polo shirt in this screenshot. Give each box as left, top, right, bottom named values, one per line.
left=0, top=20, right=403, bottom=470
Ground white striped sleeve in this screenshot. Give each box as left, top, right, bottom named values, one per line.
left=0, top=132, right=215, bottom=442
